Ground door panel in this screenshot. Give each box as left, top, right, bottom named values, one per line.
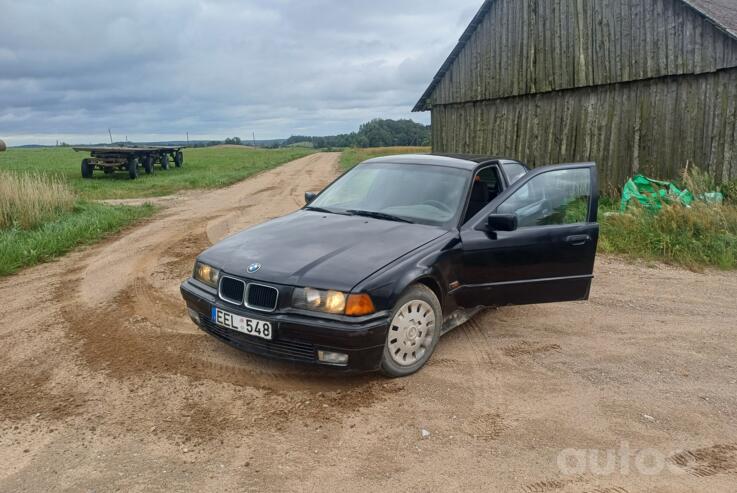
left=456, top=163, right=599, bottom=308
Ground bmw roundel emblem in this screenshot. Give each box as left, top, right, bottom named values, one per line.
left=247, top=262, right=261, bottom=273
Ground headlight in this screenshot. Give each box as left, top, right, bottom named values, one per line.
left=193, top=261, right=220, bottom=288
left=292, top=288, right=375, bottom=316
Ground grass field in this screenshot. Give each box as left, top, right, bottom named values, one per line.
left=0, top=146, right=316, bottom=200
left=0, top=201, right=156, bottom=277
left=0, top=145, right=313, bottom=275
left=339, top=146, right=431, bottom=170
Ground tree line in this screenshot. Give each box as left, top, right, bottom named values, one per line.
left=280, top=119, right=430, bottom=148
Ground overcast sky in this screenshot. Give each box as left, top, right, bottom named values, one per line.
left=0, top=0, right=482, bottom=145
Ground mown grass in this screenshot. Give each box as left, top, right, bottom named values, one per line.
left=1, top=171, right=75, bottom=229
left=0, top=146, right=315, bottom=200
left=339, top=146, right=431, bottom=170
left=0, top=201, right=156, bottom=276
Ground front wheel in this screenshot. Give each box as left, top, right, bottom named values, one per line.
left=380, top=284, right=442, bottom=377
left=161, top=153, right=169, bottom=170
left=174, top=151, right=183, bottom=168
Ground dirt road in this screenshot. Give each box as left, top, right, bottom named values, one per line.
left=1, top=152, right=736, bottom=492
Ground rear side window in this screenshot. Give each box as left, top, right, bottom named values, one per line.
left=496, top=168, right=591, bottom=227
left=502, top=162, right=527, bottom=184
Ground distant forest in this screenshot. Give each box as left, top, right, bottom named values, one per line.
left=71, top=118, right=432, bottom=149
left=280, top=119, right=430, bottom=148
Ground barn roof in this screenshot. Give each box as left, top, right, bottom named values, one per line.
left=686, top=0, right=737, bottom=39
left=413, top=0, right=737, bottom=112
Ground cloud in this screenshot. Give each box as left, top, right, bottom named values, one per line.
left=0, top=0, right=482, bottom=145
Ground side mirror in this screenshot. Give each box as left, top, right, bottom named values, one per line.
left=486, top=213, right=518, bottom=232
left=304, top=192, right=317, bottom=204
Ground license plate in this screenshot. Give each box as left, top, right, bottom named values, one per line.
left=211, top=307, right=272, bottom=340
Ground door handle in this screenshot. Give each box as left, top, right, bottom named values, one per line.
left=566, top=234, right=591, bottom=246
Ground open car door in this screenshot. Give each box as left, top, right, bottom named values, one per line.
left=456, top=162, right=599, bottom=308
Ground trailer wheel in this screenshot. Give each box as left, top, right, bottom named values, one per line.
left=128, top=157, right=139, bottom=179
left=174, top=151, right=183, bottom=168
left=143, top=155, right=154, bottom=174
left=161, top=154, right=169, bottom=170
left=81, top=159, right=93, bottom=179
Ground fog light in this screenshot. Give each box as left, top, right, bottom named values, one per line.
left=187, top=308, right=200, bottom=324
left=318, top=350, right=349, bottom=366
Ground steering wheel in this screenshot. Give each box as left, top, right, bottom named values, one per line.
left=421, top=200, right=453, bottom=214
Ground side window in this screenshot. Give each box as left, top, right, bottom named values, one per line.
left=478, top=167, right=502, bottom=197
left=464, top=166, right=502, bottom=223
left=502, top=162, right=527, bottom=184
left=496, top=168, right=591, bottom=228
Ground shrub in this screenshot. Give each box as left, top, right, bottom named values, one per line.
left=722, top=179, right=737, bottom=204
left=681, top=163, right=717, bottom=197
left=0, top=171, right=75, bottom=230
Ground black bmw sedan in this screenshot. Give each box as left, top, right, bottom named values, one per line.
left=181, top=154, right=599, bottom=377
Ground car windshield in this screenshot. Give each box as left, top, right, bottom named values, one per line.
left=308, top=162, right=471, bottom=227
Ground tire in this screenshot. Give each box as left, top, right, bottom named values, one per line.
left=128, top=157, right=139, bottom=179
left=380, top=284, right=442, bottom=377
left=174, top=151, right=183, bottom=168
left=81, top=159, right=93, bottom=178
left=143, top=155, right=154, bottom=174
left=161, top=154, right=169, bottom=170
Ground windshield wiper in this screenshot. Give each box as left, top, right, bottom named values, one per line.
left=346, top=209, right=413, bottom=224
left=304, top=206, right=346, bottom=215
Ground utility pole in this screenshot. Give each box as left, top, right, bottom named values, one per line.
left=186, top=132, right=189, bottom=145
left=108, top=128, right=113, bottom=144
left=252, top=132, right=256, bottom=147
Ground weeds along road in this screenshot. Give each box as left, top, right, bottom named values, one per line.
left=1, top=152, right=737, bottom=492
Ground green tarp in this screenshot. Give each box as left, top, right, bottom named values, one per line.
left=620, top=175, right=695, bottom=212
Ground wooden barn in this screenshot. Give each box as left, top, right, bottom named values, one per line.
left=414, top=0, right=737, bottom=189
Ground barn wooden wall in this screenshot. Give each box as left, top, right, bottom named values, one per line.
left=430, top=0, right=737, bottom=106
left=431, top=68, right=737, bottom=189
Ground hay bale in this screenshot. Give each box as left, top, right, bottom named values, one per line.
left=0, top=140, right=6, bottom=152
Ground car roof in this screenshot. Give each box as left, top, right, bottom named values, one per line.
left=361, top=153, right=520, bottom=170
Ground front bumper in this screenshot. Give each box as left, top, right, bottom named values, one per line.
left=180, top=279, right=388, bottom=371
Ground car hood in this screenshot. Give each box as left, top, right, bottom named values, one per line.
left=199, top=210, right=447, bottom=292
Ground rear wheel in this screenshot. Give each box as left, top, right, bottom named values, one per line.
left=143, top=155, right=154, bottom=174
left=81, top=159, right=93, bottom=178
left=380, top=284, right=442, bottom=377
left=174, top=151, right=183, bottom=168
left=128, top=157, right=139, bottom=179
left=161, top=153, right=169, bottom=170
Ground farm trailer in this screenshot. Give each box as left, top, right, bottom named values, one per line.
left=73, top=146, right=185, bottom=179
